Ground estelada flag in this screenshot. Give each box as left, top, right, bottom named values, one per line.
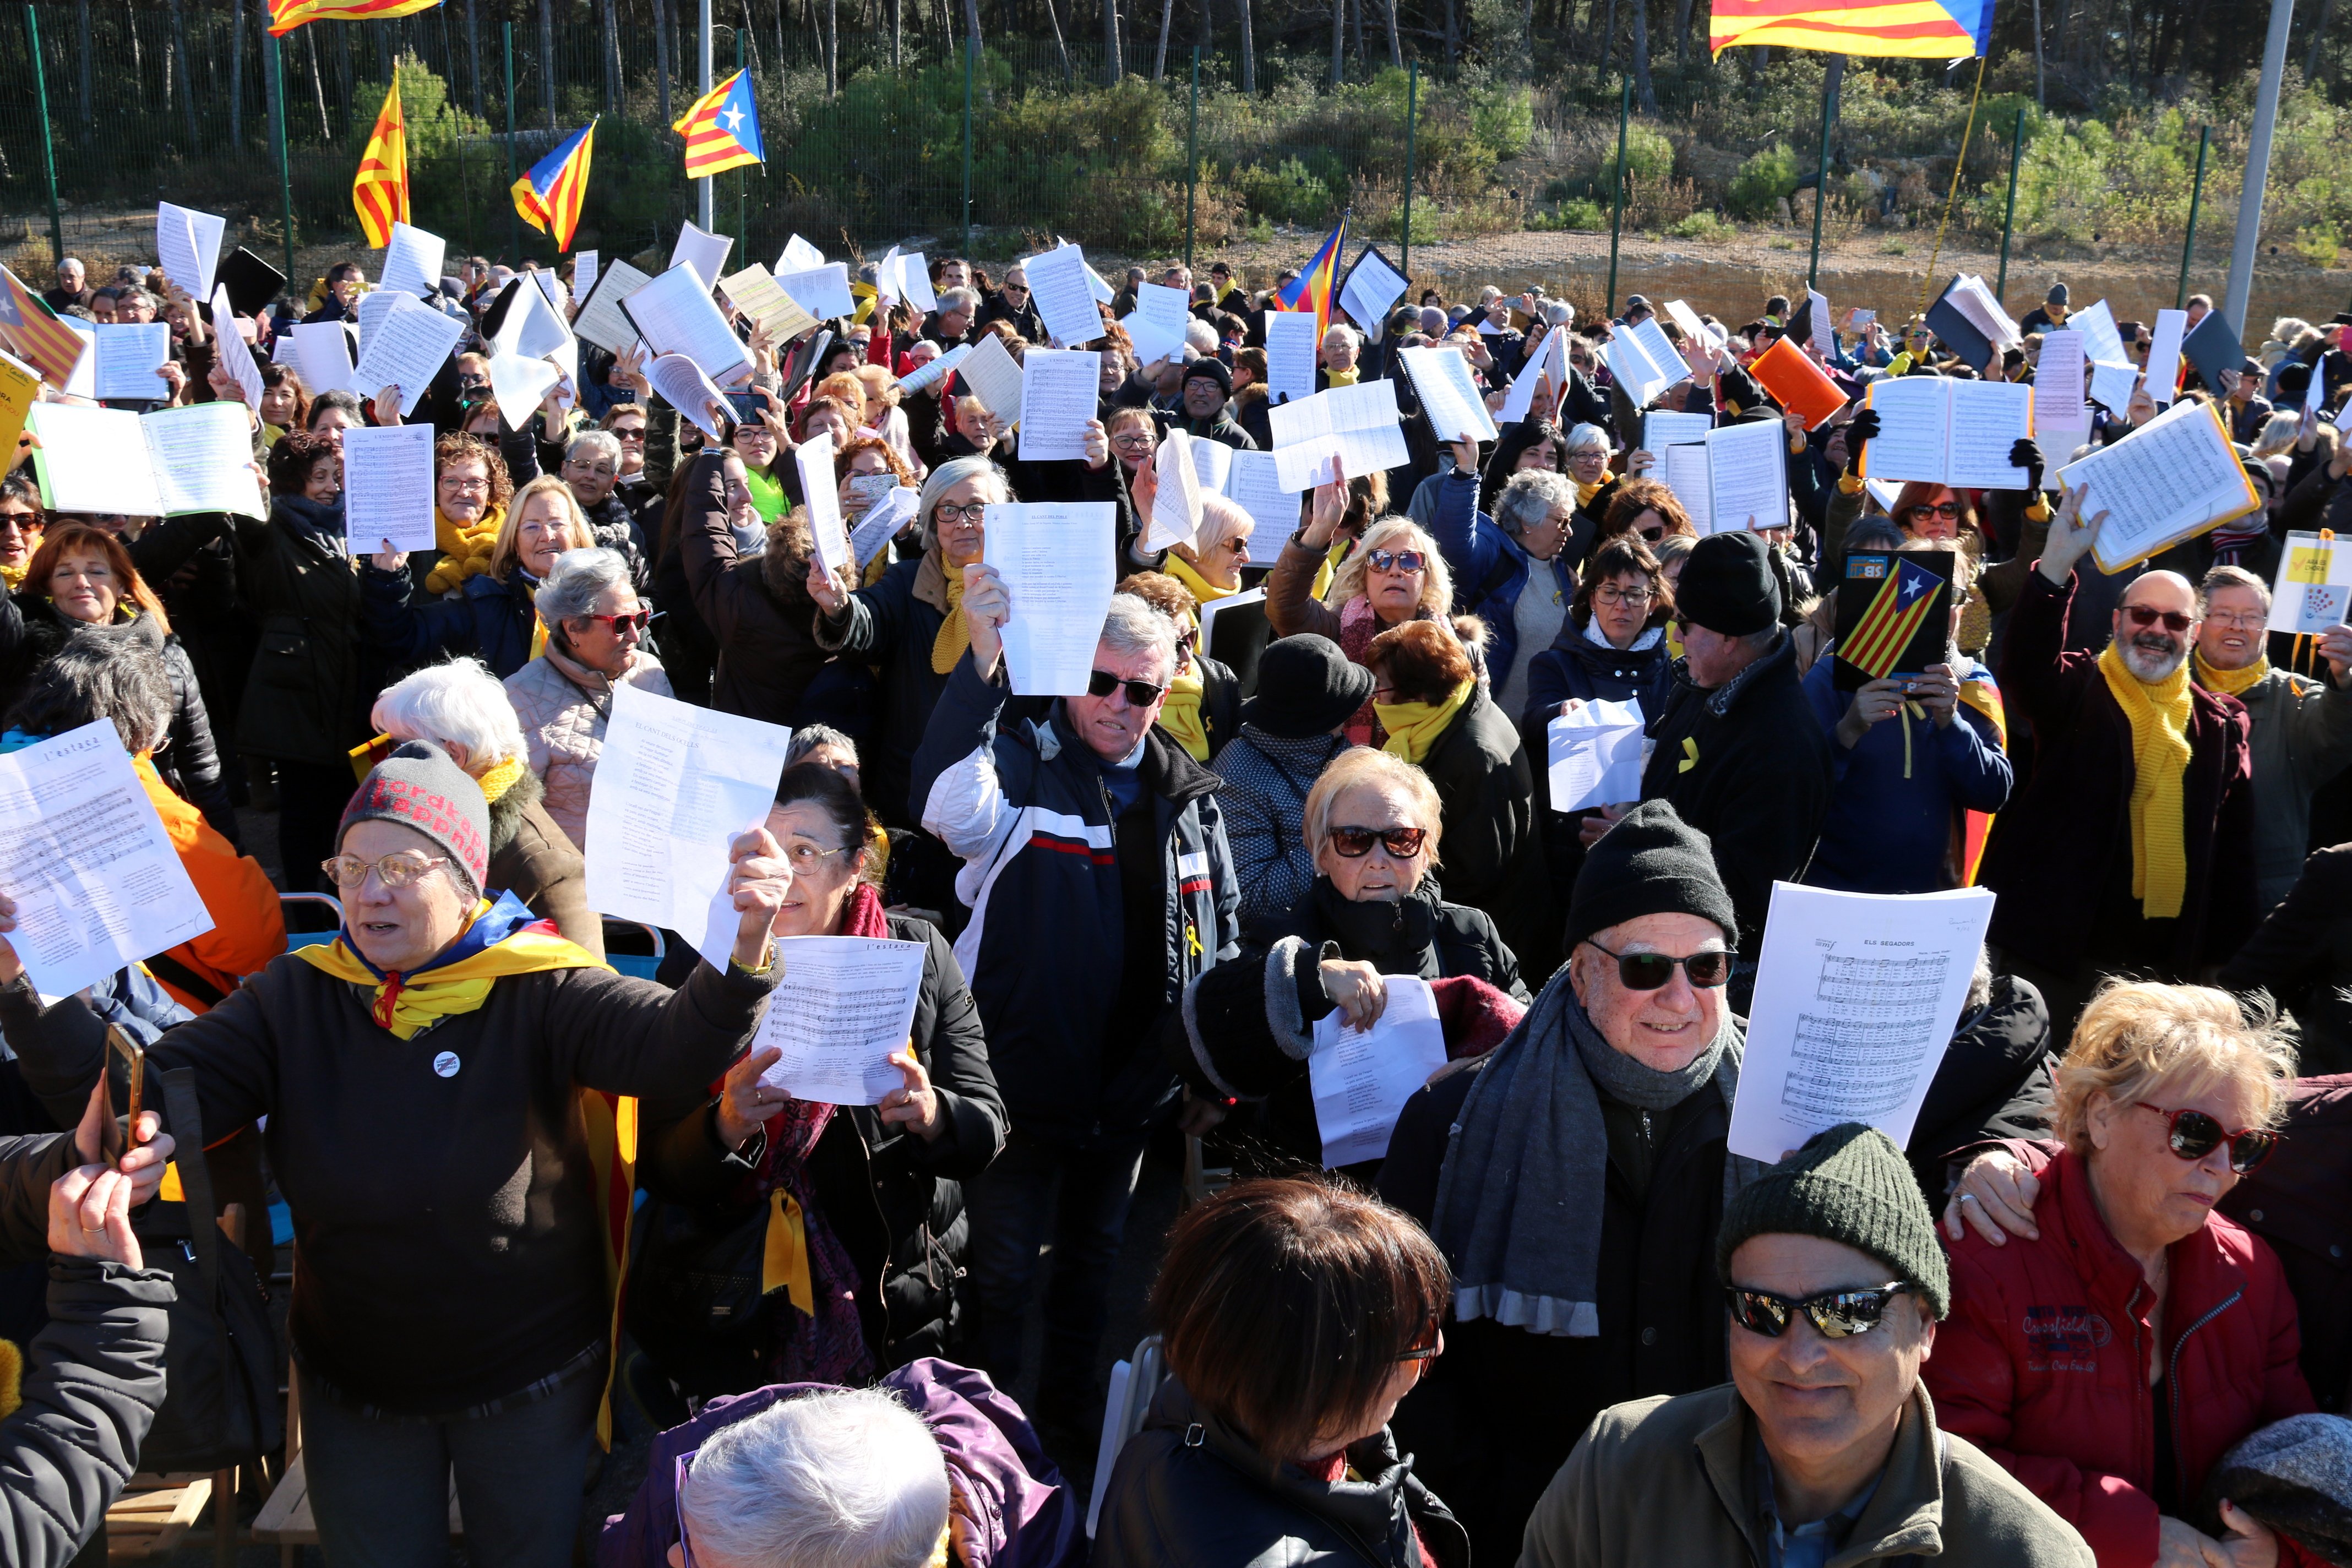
left=1834, top=550, right=1952, bottom=688
left=1710, top=0, right=1995, bottom=59
left=352, top=74, right=409, bottom=251
left=1272, top=215, right=1348, bottom=339
left=269, top=0, right=443, bottom=35
left=0, top=264, right=86, bottom=389
left=672, top=69, right=766, bottom=181
left=512, top=121, right=596, bottom=254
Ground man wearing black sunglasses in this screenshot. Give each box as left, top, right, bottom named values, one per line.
left=1521, top=1123, right=2091, bottom=1568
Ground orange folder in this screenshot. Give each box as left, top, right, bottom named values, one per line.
left=1749, top=335, right=1849, bottom=431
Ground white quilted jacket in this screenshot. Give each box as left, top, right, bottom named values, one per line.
left=503, top=645, right=674, bottom=850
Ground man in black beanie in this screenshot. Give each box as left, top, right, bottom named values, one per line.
left=1175, top=356, right=1257, bottom=451
left=1609, top=530, right=1831, bottom=1008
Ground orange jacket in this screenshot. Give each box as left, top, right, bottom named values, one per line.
left=134, top=755, right=285, bottom=1011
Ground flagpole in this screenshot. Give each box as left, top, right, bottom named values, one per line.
left=273, top=36, right=295, bottom=288
left=504, top=21, right=522, bottom=263
left=696, top=0, right=715, bottom=231
left=24, top=7, right=63, bottom=274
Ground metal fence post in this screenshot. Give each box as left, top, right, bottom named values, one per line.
left=1605, top=75, right=1630, bottom=317
left=1184, top=46, right=1199, bottom=271
left=25, top=7, right=63, bottom=271
left=1805, top=58, right=1841, bottom=288
left=961, top=41, right=974, bottom=254
left=737, top=29, right=747, bottom=246
left=1995, top=106, right=2023, bottom=303
left=1400, top=59, right=1417, bottom=276
left=273, top=36, right=294, bottom=287
left=504, top=21, right=522, bottom=263
left=2180, top=124, right=2213, bottom=311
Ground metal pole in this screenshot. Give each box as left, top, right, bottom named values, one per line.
left=503, top=21, right=521, bottom=263
left=1400, top=59, right=1417, bottom=277
left=737, top=29, right=747, bottom=246
left=1605, top=74, right=1630, bottom=317
left=961, top=40, right=973, bottom=254
left=273, top=37, right=293, bottom=287
left=1995, top=106, right=2024, bottom=304
left=1805, top=56, right=1840, bottom=288
left=2179, top=125, right=2212, bottom=311
left=696, top=0, right=714, bottom=230
left=24, top=8, right=63, bottom=273
left=1184, top=47, right=1199, bottom=272
left=2225, top=0, right=2295, bottom=335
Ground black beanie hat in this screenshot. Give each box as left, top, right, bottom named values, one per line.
left=1562, top=799, right=1737, bottom=956
left=1182, top=356, right=1232, bottom=395
left=1717, top=1122, right=1950, bottom=1320
left=1237, top=634, right=1376, bottom=739
left=1675, top=531, right=1782, bottom=638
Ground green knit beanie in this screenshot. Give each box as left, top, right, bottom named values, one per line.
left=1716, top=1123, right=1949, bottom=1320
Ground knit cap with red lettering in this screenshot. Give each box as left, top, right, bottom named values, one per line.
left=336, top=740, right=491, bottom=892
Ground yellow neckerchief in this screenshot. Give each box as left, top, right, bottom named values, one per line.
left=1166, top=550, right=1240, bottom=606
left=761, top=1187, right=814, bottom=1314
left=426, top=504, right=504, bottom=596
left=1377, top=678, right=1474, bottom=764
left=1326, top=366, right=1361, bottom=387
left=0, top=559, right=25, bottom=592
left=294, top=896, right=606, bottom=1039
left=1311, top=536, right=1352, bottom=602
left=2096, top=641, right=2193, bottom=921
left=477, top=755, right=525, bottom=803
left=929, top=562, right=970, bottom=674
left=865, top=818, right=892, bottom=879
left=1575, top=466, right=1614, bottom=508
left=262, top=422, right=287, bottom=450
left=2194, top=649, right=2270, bottom=698
left=741, top=464, right=788, bottom=524
left=1158, top=666, right=1211, bottom=760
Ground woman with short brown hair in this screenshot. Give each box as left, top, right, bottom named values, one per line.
left=1095, top=1176, right=1466, bottom=1568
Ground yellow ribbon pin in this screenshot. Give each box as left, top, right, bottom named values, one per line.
left=1678, top=737, right=1700, bottom=774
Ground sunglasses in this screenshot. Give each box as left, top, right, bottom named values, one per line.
left=1582, top=937, right=1731, bottom=990
left=1328, top=824, right=1427, bottom=859
left=1366, top=548, right=1426, bottom=574
left=2122, top=605, right=2195, bottom=633
left=579, top=609, right=652, bottom=633
left=1087, top=669, right=1167, bottom=706
left=1727, top=1281, right=1918, bottom=1340
left=1396, top=1318, right=1442, bottom=1363
left=1905, top=500, right=1962, bottom=520
left=2137, top=1102, right=2282, bottom=1173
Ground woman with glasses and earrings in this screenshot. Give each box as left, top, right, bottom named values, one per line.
left=362, top=473, right=590, bottom=680
left=1095, top=1175, right=1467, bottom=1568
left=1929, top=981, right=2315, bottom=1568
left=1162, top=493, right=1257, bottom=608
left=632, top=760, right=1005, bottom=1399
left=1172, top=747, right=1526, bottom=1173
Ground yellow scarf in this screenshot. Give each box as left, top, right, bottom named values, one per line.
left=477, top=755, right=525, bottom=803
left=1158, top=667, right=1210, bottom=760
left=2096, top=641, right=2193, bottom=921
left=1326, top=366, right=1361, bottom=387
left=2195, top=650, right=2271, bottom=697
left=1377, top=678, right=1474, bottom=765
left=929, top=562, right=970, bottom=674
left=0, top=559, right=25, bottom=591
left=1311, top=536, right=1351, bottom=602
left=1575, top=469, right=1614, bottom=508
left=295, top=896, right=606, bottom=1038
left=1166, top=551, right=1240, bottom=607
left=426, top=504, right=504, bottom=596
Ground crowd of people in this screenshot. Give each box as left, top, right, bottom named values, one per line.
left=0, top=240, right=2345, bottom=1568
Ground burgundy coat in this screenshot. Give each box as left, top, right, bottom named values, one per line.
left=1980, top=570, right=2256, bottom=970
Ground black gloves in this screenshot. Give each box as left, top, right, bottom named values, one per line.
left=2010, top=437, right=2045, bottom=494
left=1845, top=407, right=1881, bottom=471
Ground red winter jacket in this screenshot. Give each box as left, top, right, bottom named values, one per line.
left=1924, top=1144, right=2317, bottom=1568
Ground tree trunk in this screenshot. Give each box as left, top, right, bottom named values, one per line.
left=168, top=0, right=198, bottom=148
left=1383, top=0, right=1401, bottom=66
left=76, top=0, right=92, bottom=149
left=537, top=0, right=556, bottom=131
left=1102, top=0, right=1121, bottom=81
left=307, top=29, right=330, bottom=141
left=2309, top=0, right=2338, bottom=78
left=1154, top=0, right=1173, bottom=78
left=1748, top=42, right=1769, bottom=105
left=1442, top=0, right=1456, bottom=65
left=1042, top=0, right=1074, bottom=79
left=1329, top=0, right=1342, bottom=84
left=1673, top=0, right=1694, bottom=66
left=1629, top=0, right=1653, bottom=110
left=827, top=0, right=840, bottom=92
left=966, top=0, right=984, bottom=70
left=1236, top=0, right=1255, bottom=91
left=891, top=0, right=903, bottom=69
left=601, top=0, right=622, bottom=115
left=228, top=0, right=244, bottom=148
left=652, top=0, right=673, bottom=127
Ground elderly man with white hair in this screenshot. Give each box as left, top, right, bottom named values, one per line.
left=374, top=656, right=603, bottom=957
left=1977, top=483, right=2257, bottom=1041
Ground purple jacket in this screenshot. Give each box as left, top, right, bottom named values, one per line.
left=597, top=1358, right=1088, bottom=1568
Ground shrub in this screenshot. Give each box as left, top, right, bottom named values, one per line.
left=1726, top=144, right=1801, bottom=221
left=1555, top=197, right=1609, bottom=230
left=1600, top=123, right=1675, bottom=188
left=1669, top=210, right=1733, bottom=242
left=1232, top=158, right=1340, bottom=226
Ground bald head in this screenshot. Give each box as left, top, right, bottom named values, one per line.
left=2113, top=570, right=2198, bottom=684
left=2120, top=570, right=2196, bottom=613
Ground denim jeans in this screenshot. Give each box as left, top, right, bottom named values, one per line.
left=962, top=1130, right=1148, bottom=1426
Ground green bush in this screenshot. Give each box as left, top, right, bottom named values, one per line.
left=1725, top=143, right=1801, bottom=220
left=1555, top=197, right=1609, bottom=230
left=1232, top=158, right=1341, bottom=226
left=1600, top=123, right=1675, bottom=188
left=1668, top=210, right=1733, bottom=241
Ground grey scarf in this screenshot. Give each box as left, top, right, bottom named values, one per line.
left=1429, top=966, right=1768, bottom=1336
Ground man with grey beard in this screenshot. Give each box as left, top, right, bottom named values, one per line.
left=1975, top=481, right=2257, bottom=1038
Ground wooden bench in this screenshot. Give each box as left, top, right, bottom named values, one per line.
left=104, top=1474, right=214, bottom=1562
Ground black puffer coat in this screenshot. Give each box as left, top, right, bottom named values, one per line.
left=1903, top=971, right=2055, bottom=1205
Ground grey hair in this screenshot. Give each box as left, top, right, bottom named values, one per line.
left=1543, top=301, right=1576, bottom=326
left=4, top=624, right=172, bottom=754
left=916, top=456, right=1012, bottom=551
left=786, top=725, right=859, bottom=767
left=369, top=657, right=527, bottom=771
left=1101, top=591, right=1180, bottom=680
left=2201, top=562, right=2272, bottom=611
left=1564, top=421, right=1609, bottom=454
left=937, top=286, right=981, bottom=315
left=1493, top=469, right=1578, bottom=539
left=564, top=429, right=623, bottom=470
left=1321, top=323, right=1360, bottom=351
left=533, top=547, right=633, bottom=627
left=1184, top=319, right=1218, bottom=355
left=679, top=1387, right=950, bottom=1568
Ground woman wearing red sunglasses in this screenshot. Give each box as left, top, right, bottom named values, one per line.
left=1928, top=979, right=2313, bottom=1568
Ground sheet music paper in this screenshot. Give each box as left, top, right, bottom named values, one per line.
left=1945, top=382, right=2034, bottom=491
left=2072, top=300, right=2128, bottom=366
left=0, top=720, right=215, bottom=999
left=1016, top=349, right=1100, bottom=461
left=355, top=289, right=401, bottom=359
left=1947, top=275, right=2022, bottom=352
left=896, top=342, right=972, bottom=396
left=1705, top=418, right=1787, bottom=532
left=872, top=246, right=906, bottom=309
left=492, top=277, right=575, bottom=362
left=1641, top=410, right=1712, bottom=458
left=647, top=356, right=731, bottom=442
left=2144, top=308, right=2187, bottom=404
left=1189, top=435, right=1235, bottom=494
left=1727, top=883, right=1994, bottom=1162
left=1498, top=326, right=1567, bottom=426
left=2059, top=397, right=2263, bottom=574
left=1264, top=311, right=1321, bottom=406
left=351, top=294, right=465, bottom=415
left=583, top=684, right=795, bottom=970
left=26, top=405, right=161, bottom=515
left=2088, top=358, right=2142, bottom=417
left=1309, top=975, right=1447, bottom=1167
left=1121, top=282, right=1193, bottom=364
left=1399, top=346, right=1500, bottom=442
left=778, top=234, right=826, bottom=272
left=139, top=402, right=267, bottom=519
left=1547, top=698, right=1647, bottom=813
left=956, top=333, right=1025, bottom=427
left=1863, top=379, right=2031, bottom=489
left=851, top=486, right=921, bottom=569
left=1223, top=449, right=1303, bottom=559
left=377, top=221, right=447, bottom=298
left=896, top=253, right=938, bottom=315
left=1806, top=288, right=1834, bottom=352
left=1267, top=379, right=1411, bottom=491
left=1664, top=299, right=1722, bottom=356
left=798, top=438, right=852, bottom=578
left=533, top=271, right=568, bottom=313
left=341, top=421, right=438, bottom=553
left=1023, top=244, right=1106, bottom=346
left=154, top=203, right=225, bottom=298
left=571, top=258, right=654, bottom=356
left=753, top=936, right=931, bottom=1106
left=1662, top=442, right=1713, bottom=533
left=1338, top=248, right=1411, bottom=336
left=2037, top=330, right=2088, bottom=431
left=719, top=264, right=820, bottom=342
left=1629, top=318, right=1694, bottom=401
left=574, top=251, right=598, bottom=303
left=1146, top=426, right=1204, bottom=552
left=623, top=263, right=753, bottom=386
left=982, top=502, right=1119, bottom=695
left=670, top=221, right=735, bottom=290
left=774, top=263, right=854, bottom=322
left=1601, top=330, right=1676, bottom=407
left=91, top=324, right=170, bottom=403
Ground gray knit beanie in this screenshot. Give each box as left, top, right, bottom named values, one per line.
left=1716, top=1122, right=1950, bottom=1320
left=337, top=740, right=491, bottom=895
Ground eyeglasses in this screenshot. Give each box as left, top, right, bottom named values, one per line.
left=1727, top=1282, right=1918, bottom=1340
left=1581, top=937, right=1732, bottom=990
left=933, top=501, right=988, bottom=526
left=1221, top=535, right=1253, bottom=555
left=1327, top=824, right=1427, bottom=859
left=2204, top=609, right=2266, bottom=629
left=1366, top=548, right=1426, bottom=575
left=2122, top=605, right=2195, bottom=633
left=577, top=609, right=652, bottom=634
left=1087, top=669, right=1167, bottom=706
left=1905, top=501, right=1962, bottom=520
left=1110, top=432, right=1157, bottom=451
left=781, top=840, right=854, bottom=870
left=320, top=851, right=450, bottom=889
left=441, top=475, right=492, bottom=494
left=1002, top=282, right=1029, bottom=295
left=611, top=427, right=647, bottom=443
left=2135, top=1102, right=2282, bottom=1174
left=1396, top=1319, right=1443, bottom=1363
left=1594, top=585, right=1653, bottom=606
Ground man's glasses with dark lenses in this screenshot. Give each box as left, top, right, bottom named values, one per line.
left=2122, top=605, right=2195, bottom=633
left=1087, top=669, right=1167, bottom=706
left=1581, top=937, right=1730, bottom=990
left=1727, top=1282, right=1918, bottom=1340
left=1327, top=825, right=1427, bottom=859
left=2137, top=1103, right=2282, bottom=1173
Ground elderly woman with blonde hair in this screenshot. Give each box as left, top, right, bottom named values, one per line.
left=362, top=473, right=591, bottom=679
left=1927, top=981, right=2314, bottom=1568
left=1163, top=494, right=1257, bottom=608
left=371, top=656, right=603, bottom=957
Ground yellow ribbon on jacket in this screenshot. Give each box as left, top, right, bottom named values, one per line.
left=426, top=504, right=504, bottom=596
left=1678, top=736, right=1700, bottom=773
left=1164, top=551, right=1239, bottom=607
left=2097, top=641, right=2193, bottom=921
left=293, top=899, right=606, bottom=1039
left=1376, top=678, right=1474, bottom=765
left=929, top=563, right=970, bottom=674
left=1158, top=667, right=1211, bottom=761
left=1311, top=536, right=1351, bottom=602
left=2193, top=650, right=2270, bottom=698
left=760, top=1188, right=815, bottom=1316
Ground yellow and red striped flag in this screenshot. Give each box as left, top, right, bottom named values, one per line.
left=1840, top=553, right=1946, bottom=679
left=0, top=265, right=88, bottom=389
left=352, top=75, right=409, bottom=251
left=512, top=121, right=596, bottom=254
left=672, top=69, right=765, bottom=181
left=1709, top=0, right=1992, bottom=59
left=269, top=0, right=444, bottom=36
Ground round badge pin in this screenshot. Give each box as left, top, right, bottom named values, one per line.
left=432, top=1050, right=461, bottom=1079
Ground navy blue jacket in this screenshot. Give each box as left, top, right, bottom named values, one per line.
left=1522, top=623, right=1675, bottom=925
left=360, top=563, right=540, bottom=680
left=1429, top=470, right=1581, bottom=699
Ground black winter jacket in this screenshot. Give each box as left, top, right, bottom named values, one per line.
left=2221, top=843, right=2352, bottom=1077
left=1904, top=971, right=2056, bottom=1205
left=674, top=451, right=835, bottom=728
left=1415, top=682, right=1559, bottom=976
left=1522, top=623, right=1674, bottom=909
